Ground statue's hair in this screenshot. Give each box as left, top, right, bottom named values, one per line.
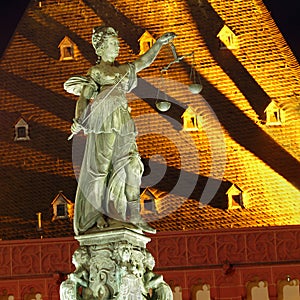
left=92, top=26, right=118, bottom=57
left=73, top=246, right=89, bottom=263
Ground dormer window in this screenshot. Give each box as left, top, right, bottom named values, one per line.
left=14, top=117, right=30, bottom=141
left=51, top=191, right=74, bottom=221
left=181, top=106, right=202, bottom=131
left=264, top=101, right=285, bottom=125
left=140, top=187, right=158, bottom=214
left=138, top=31, right=156, bottom=55
left=217, top=25, right=239, bottom=50
left=226, top=184, right=246, bottom=209
left=58, top=36, right=76, bottom=61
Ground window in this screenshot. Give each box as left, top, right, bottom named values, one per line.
left=0, top=290, right=14, bottom=300
left=181, top=106, right=202, bottom=131
left=14, top=117, right=30, bottom=141
left=246, top=279, right=270, bottom=300
left=57, top=204, right=66, bottom=217
left=144, top=199, right=155, bottom=212
left=264, top=101, right=285, bottom=125
left=58, top=36, right=76, bottom=61
left=140, top=187, right=158, bottom=214
left=226, top=184, right=245, bottom=209
left=24, top=288, right=42, bottom=300
left=63, top=46, right=73, bottom=58
left=51, top=191, right=74, bottom=220
left=191, top=282, right=211, bottom=300
left=277, top=276, right=300, bottom=300
left=172, top=286, right=183, bottom=300
left=138, top=31, right=156, bottom=55
left=217, top=25, right=239, bottom=50
left=17, top=127, right=26, bottom=138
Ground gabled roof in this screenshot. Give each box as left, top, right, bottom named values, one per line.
left=226, top=184, right=242, bottom=196
left=58, top=36, right=75, bottom=48
left=264, top=100, right=280, bottom=112
left=181, top=106, right=203, bottom=117
left=217, top=24, right=239, bottom=49
left=0, top=0, right=300, bottom=239
left=15, top=117, right=28, bottom=127
left=138, top=31, right=156, bottom=42
left=51, top=191, right=73, bottom=206
left=141, top=187, right=160, bottom=201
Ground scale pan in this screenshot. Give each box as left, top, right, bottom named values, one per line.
left=188, top=83, right=203, bottom=94
left=156, top=100, right=171, bottom=112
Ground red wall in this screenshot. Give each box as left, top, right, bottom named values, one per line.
left=0, top=225, right=300, bottom=300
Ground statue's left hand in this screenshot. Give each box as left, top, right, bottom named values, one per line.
left=158, top=32, right=176, bottom=45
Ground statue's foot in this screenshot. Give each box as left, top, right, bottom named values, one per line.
left=84, top=217, right=108, bottom=234
left=96, top=216, right=108, bottom=229
left=107, top=218, right=140, bottom=231
left=135, top=221, right=156, bottom=234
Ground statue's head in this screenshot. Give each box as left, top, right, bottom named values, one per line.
left=144, top=250, right=155, bottom=271
left=72, top=246, right=89, bottom=267
left=92, top=26, right=118, bottom=58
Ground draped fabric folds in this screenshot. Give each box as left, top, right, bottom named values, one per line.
left=73, top=63, right=143, bottom=235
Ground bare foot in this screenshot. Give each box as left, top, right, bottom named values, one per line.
left=107, top=218, right=142, bottom=232
left=96, top=216, right=108, bottom=229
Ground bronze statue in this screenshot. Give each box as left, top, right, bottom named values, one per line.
left=64, top=26, right=175, bottom=235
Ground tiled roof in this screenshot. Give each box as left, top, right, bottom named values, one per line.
left=0, top=0, right=299, bottom=239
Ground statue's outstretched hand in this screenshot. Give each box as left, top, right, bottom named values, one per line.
left=158, top=32, right=176, bottom=45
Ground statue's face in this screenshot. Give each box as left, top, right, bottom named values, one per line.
left=71, top=253, right=79, bottom=267
left=99, top=36, right=120, bottom=62
left=122, top=247, right=131, bottom=262
left=147, top=255, right=155, bottom=270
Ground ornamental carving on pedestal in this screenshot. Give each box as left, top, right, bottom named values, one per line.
left=60, top=231, right=172, bottom=300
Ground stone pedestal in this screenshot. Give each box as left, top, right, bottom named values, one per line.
left=60, top=227, right=173, bottom=300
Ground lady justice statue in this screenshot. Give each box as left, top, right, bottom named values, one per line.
left=64, top=26, right=175, bottom=236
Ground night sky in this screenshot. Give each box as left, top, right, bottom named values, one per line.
left=0, top=0, right=299, bottom=61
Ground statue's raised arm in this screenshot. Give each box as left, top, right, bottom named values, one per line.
left=133, top=32, right=176, bottom=72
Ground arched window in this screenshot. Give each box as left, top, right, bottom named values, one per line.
left=191, top=282, right=211, bottom=300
